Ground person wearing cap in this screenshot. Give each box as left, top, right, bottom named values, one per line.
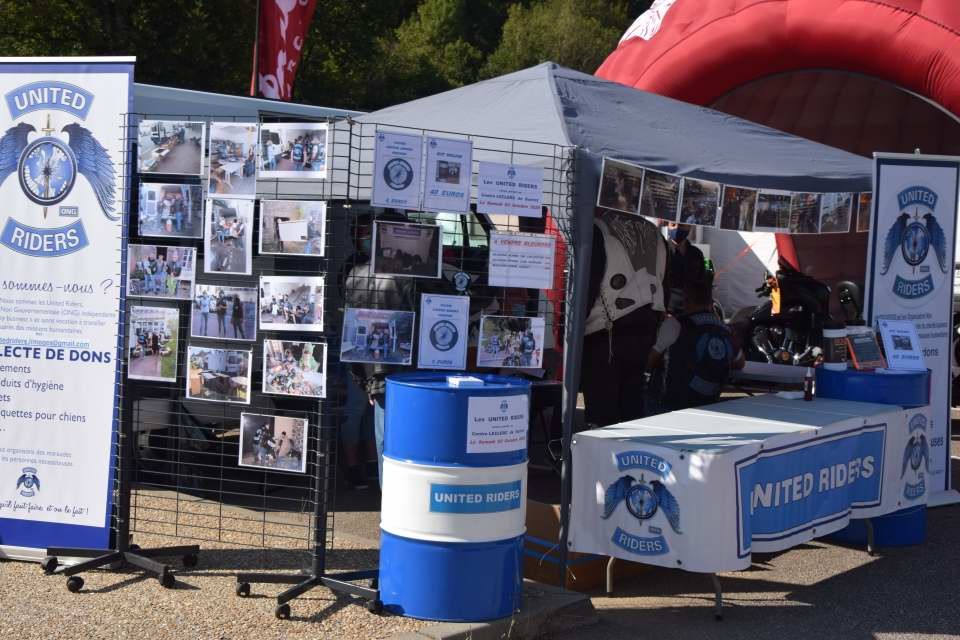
left=666, top=223, right=706, bottom=314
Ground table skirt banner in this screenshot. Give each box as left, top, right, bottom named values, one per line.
left=569, top=397, right=924, bottom=573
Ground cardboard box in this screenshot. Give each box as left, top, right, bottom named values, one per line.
left=524, top=499, right=650, bottom=592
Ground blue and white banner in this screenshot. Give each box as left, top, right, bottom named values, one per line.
left=865, top=153, right=960, bottom=497
left=0, top=58, right=133, bottom=559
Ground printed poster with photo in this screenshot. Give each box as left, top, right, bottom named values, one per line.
left=372, top=220, right=442, bottom=279
left=127, top=244, right=196, bottom=300
left=262, top=339, right=327, bottom=399
left=137, top=120, right=205, bottom=176
left=259, top=122, right=327, bottom=180
left=754, top=190, right=792, bottom=232
left=207, top=122, right=258, bottom=199
left=239, top=414, right=309, bottom=474
left=138, top=182, right=204, bottom=239
left=185, top=345, right=252, bottom=405
left=204, top=198, right=253, bottom=275
left=191, top=284, right=257, bottom=342
left=477, top=161, right=543, bottom=218
left=719, top=186, right=757, bottom=231
left=372, top=131, right=422, bottom=209
left=477, top=315, right=545, bottom=369
left=820, top=192, right=853, bottom=233
left=597, top=158, right=643, bottom=214
left=259, top=199, right=326, bottom=257
left=418, top=294, right=469, bottom=370
left=128, top=306, right=180, bottom=383
left=488, top=231, right=556, bottom=290
left=259, top=275, right=325, bottom=333
left=340, top=307, right=416, bottom=365
left=639, top=170, right=681, bottom=221
left=788, top=193, right=821, bottom=234
left=679, top=178, right=720, bottom=227
left=422, top=136, right=472, bottom=213
left=856, top=192, right=872, bottom=233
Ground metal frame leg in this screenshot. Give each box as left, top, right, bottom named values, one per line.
left=711, top=573, right=723, bottom=621
left=606, top=557, right=616, bottom=594
left=864, top=518, right=876, bottom=556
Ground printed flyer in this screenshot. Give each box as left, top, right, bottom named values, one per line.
left=418, top=294, right=469, bottom=370
left=422, top=136, right=472, bottom=213
left=371, top=131, right=422, bottom=210
left=488, top=231, right=556, bottom=290
left=476, top=161, right=543, bottom=218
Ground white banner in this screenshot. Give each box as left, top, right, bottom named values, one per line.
left=865, top=153, right=960, bottom=495
left=422, top=137, right=472, bottom=213
left=0, top=58, right=132, bottom=554
left=488, top=231, right=556, bottom=290
left=477, top=161, right=543, bottom=218
left=371, top=131, right=422, bottom=210
left=418, top=294, right=469, bottom=370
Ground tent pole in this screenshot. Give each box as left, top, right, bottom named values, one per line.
left=558, top=147, right=597, bottom=586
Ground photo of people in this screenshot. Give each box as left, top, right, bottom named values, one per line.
left=128, top=306, right=179, bottom=383
left=372, top=220, right=442, bottom=279
left=259, top=276, right=325, bottom=332
left=239, top=414, right=308, bottom=474
left=138, top=182, right=203, bottom=238
left=597, top=158, right=643, bottom=214
left=262, top=340, right=327, bottom=399
left=207, top=123, right=258, bottom=198
left=340, top=308, right=415, bottom=365
left=191, top=284, right=257, bottom=341
left=137, top=120, right=205, bottom=176
left=186, top=346, right=251, bottom=404
left=820, top=192, right=853, bottom=233
left=856, top=192, right=872, bottom=233
left=754, top=190, right=792, bottom=232
left=719, top=186, right=757, bottom=231
left=259, top=123, right=327, bottom=180
left=639, top=170, right=681, bottom=221
left=679, top=178, right=720, bottom=227
left=259, top=200, right=326, bottom=256
left=788, top=193, right=821, bottom=234
left=204, top=198, right=253, bottom=275
left=477, top=315, right=546, bottom=369
left=127, top=244, right=195, bottom=300
left=436, top=159, right=461, bottom=184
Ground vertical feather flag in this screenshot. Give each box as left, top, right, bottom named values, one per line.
left=252, top=0, right=318, bottom=101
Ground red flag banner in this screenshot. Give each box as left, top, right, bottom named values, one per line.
left=253, top=0, right=318, bottom=100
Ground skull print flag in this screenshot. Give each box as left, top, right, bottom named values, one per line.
left=0, top=58, right=133, bottom=560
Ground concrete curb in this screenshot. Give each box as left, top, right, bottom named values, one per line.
left=388, top=580, right=598, bottom=640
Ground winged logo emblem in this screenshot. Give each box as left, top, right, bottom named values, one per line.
left=881, top=211, right=947, bottom=276
left=16, top=467, right=40, bottom=497
left=602, top=473, right=681, bottom=534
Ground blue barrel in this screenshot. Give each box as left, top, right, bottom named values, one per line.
left=817, top=367, right=931, bottom=546
left=379, top=373, right=531, bottom=621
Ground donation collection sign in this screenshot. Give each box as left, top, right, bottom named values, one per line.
left=0, top=58, right=132, bottom=557
left=865, top=153, right=960, bottom=496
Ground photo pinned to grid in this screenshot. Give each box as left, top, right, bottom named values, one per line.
left=207, top=122, right=259, bottom=199
left=184, top=345, right=253, bottom=405
left=788, top=192, right=822, bottom=234
left=259, top=275, right=326, bottom=333
left=372, top=219, right=443, bottom=279
left=258, top=122, right=328, bottom=180
left=639, top=168, right=681, bottom=221
left=597, top=157, right=644, bottom=215
left=262, top=339, right=327, bottom=399
left=819, top=192, right=854, bottom=234
left=856, top=192, right=873, bottom=233
left=258, top=199, right=327, bottom=257
left=753, top=189, right=792, bottom=233
left=719, top=185, right=758, bottom=232
left=127, top=243, right=196, bottom=301
left=137, top=180, right=204, bottom=239
left=128, top=305, right=180, bottom=383
left=137, top=119, right=206, bottom=176
left=190, top=283, right=257, bottom=342
left=678, top=177, right=721, bottom=228
left=204, top=197, right=254, bottom=276
left=238, top=413, right=310, bottom=474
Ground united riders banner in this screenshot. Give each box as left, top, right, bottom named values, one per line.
left=254, top=0, right=318, bottom=101
left=0, top=58, right=132, bottom=558
left=866, top=153, right=960, bottom=497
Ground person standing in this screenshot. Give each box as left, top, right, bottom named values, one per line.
left=666, top=224, right=706, bottom=314
left=199, top=291, right=211, bottom=335
left=231, top=294, right=246, bottom=340
left=216, top=291, right=228, bottom=337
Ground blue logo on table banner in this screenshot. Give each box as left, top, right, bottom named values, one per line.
left=16, top=467, right=40, bottom=498
left=881, top=186, right=948, bottom=303
left=901, top=413, right=930, bottom=501
left=429, top=481, right=522, bottom=514
left=735, top=426, right=885, bottom=557
left=615, top=450, right=672, bottom=476
left=611, top=526, right=668, bottom=556
left=0, top=217, right=88, bottom=257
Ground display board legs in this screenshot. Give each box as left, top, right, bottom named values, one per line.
left=711, top=574, right=723, bottom=621
left=44, top=542, right=200, bottom=590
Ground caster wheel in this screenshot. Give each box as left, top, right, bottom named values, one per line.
left=129, top=544, right=141, bottom=551
left=159, top=571, right=175, bottom=589
left=41, top=556, right=58, bottom=575
left=369, top=577, right=378, bottom=589
left=275, top=603, right=291, bottom=620
left=182, top=554, right=198, bottom=568
left=366, top=599, right=383, bottom=615
left=235, top=582, right=251, bottom=598
left=66, top=576, right=84, bottom=593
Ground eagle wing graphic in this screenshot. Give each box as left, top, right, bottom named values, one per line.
left=901, top=435, right=916, bottom=478
left=651, top=479, right=681, bottom=534
left=15, top=473, right=38, bottom=490
left=923, top=213, right=948, bottom=274
left=63, top=123, right=117, bottom=220
left=881, top=212, right=909, bottom=275
left=602, top=475, right=634, bottom=519
left=0, top=122, right=35, bottom=184
left=917, top=432, right=931, bottom=473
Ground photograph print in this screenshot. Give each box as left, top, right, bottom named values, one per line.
left=239, top=413, right=308, bottom=474
left=477, top=315, right=546, bottom=369
left=259, top=199, right=326, bottom=256
left=856, top=192, right=872, bottom=233
left=191, top=284, right=257, bottom=341
left=207, top=122, right=258, bottom=198
left=340, top=308, right=415, bottom=365
left=259, top=122, right=328, bottom=180
left=204, top=198, right=253, bottom=275
left=372, top=220, right=442, bottom=279
left=128, top=306, right=180, bottom=383
left=638, top=169, right=681, bottom=221
left=819, top=192, right=853, bottom=233
left=679, top=178, right=720, bottom=227
left=138, top=182, right=203, bottom=238
left=754, top=190, right=792, bottom=232
left=262, top=340, right=327, bottom=399
left=137, top=120, right=205, bottom=176
left=719, top=186, right=757, bottom=231
left=788, top=193, right=821, bottom=234
left=259, top=276, right=325, bottom=332
left=127, top=244, right=196, bottom=300
left=597, top=158, right=643, bottom=214
left=186, top=346, right=252, bottom=404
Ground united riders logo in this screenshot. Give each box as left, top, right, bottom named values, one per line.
left=16, top=467, right=39, bottom=498
left=602, top=450, right=680, bottom=556
left=901, top=413, right=930, bottom=501
left=0, top=81, right=116, bottom=258
left=881, top=186, right=948, bottom=303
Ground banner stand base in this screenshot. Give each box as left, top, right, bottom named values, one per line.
left=928, top=489, right=960, bottom=508
left=44, top=542, right=200, bottom=590
left=235, top=569, right=381, bottom=619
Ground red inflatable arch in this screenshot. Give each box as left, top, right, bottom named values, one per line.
left=597, top=0, right=960, bottom=289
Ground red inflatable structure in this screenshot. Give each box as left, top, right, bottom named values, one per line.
left=597, top=0, right=960, bottom=286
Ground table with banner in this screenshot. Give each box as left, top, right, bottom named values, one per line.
left=568, top=394, right=928, bottom=601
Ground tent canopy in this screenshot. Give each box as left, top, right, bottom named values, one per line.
left=358, top=62, right=871, bottom=193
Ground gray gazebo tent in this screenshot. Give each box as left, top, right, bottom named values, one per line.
left=356, top=62, right=872, bottom=574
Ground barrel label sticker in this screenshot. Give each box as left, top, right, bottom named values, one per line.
left=429, top=481, right=522, bottom=514
left=466, top=394, right=528, bottom=454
